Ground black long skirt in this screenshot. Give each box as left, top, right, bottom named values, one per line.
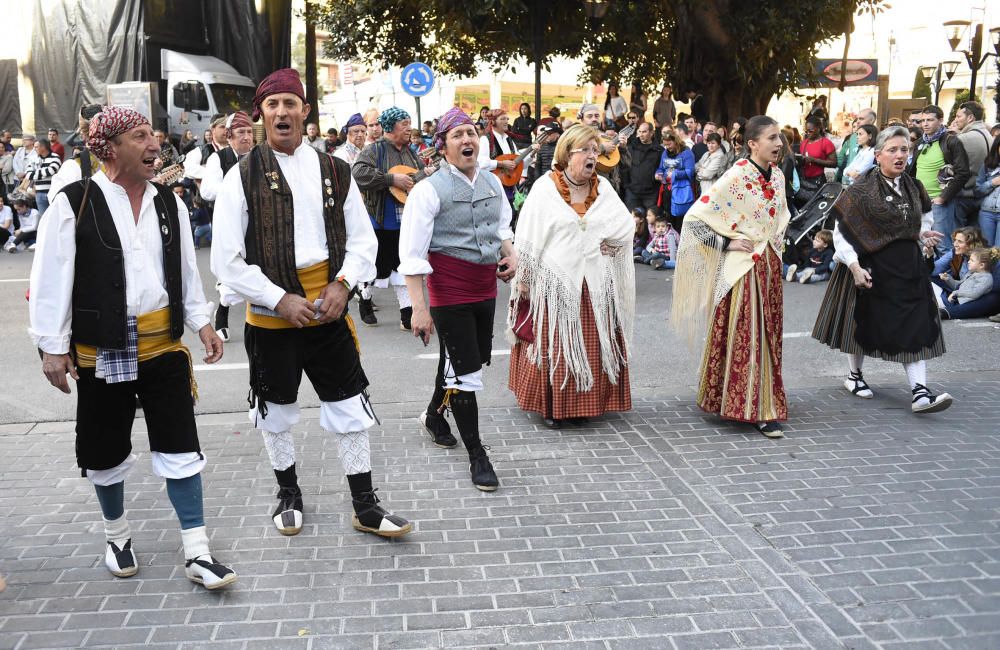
left=812, top=239, right=945, bottom=362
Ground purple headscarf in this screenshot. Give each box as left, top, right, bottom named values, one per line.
left=433, top=107, right=475, bottom=150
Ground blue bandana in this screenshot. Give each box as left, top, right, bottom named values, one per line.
left=345, top=113, right=364, bottom=129
left=378, top=107, right=410, bottom=133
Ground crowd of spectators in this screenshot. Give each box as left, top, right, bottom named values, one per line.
left=3, top=91, right=999, bottom=326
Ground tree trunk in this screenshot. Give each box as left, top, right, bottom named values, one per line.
left=304, top=4, right=318, bottom=126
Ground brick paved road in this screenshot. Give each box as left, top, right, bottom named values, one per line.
left=1, top=381, right=998, bottom=649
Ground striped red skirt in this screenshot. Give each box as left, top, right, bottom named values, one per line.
left=509, top=285, right=632, bottom=420
left=697, top=247, right=787, bottom=423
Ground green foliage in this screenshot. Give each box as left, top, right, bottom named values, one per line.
left=313, top=0, right=885, bottom=121
left=948, top=89, right=970, bottom=124
left=911, top=67, right=931, bottom=101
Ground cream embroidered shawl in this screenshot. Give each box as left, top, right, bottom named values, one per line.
left=671, top=159, right=791, bottom=347
left=507, top=172, right=635, bottom=391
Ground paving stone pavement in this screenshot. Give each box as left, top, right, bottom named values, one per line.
left=1, top=382, right=999, bottom=649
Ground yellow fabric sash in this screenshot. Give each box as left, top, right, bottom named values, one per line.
left=246, top=261, right=330, bottom=330
left=74, top=307, right=198, bottom=399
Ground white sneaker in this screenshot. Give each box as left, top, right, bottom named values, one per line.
left=785, top=264, right=797, bottom=282
left=104, top=539, right=138, bottom=578
left=185, top=555, right=237, bottom=590
left=798, top=267, right=815, bottom=284
left=911, top=384, right=952, bottom=414
left=27, top=243, right=36, bottom=252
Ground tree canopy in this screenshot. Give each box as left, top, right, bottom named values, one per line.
left=315, top=0, right=883, bottom=124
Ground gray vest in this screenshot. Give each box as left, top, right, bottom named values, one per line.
left=425, top=164, right=503, bottom=265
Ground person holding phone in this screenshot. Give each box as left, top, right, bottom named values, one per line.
left=399, top=107, right=516, bottom=492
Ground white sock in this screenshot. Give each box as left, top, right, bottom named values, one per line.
left=394, top=284, right=412, bottom=309
left=337, top=430, right=372, bottom=475
left=103, top=515, right=131, bottom=545
left=180, top=526, right=211, bottom=560
left=848, top=353, right=864, bottom=375
left=261, top=430, right=296, bottom=471
left=904, top=360, right=926, bottom=390
left=359, top=283, right=373, bottom=300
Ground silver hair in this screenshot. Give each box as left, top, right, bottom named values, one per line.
left=874, top=125, right=908, bottom=152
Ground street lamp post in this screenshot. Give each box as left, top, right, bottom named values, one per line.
left=943, top=19, right=1000, bottom=101
left=919, top=60, right=961, bottom=105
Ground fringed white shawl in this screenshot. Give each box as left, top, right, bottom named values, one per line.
left=507, top=171, right=635, bottom=391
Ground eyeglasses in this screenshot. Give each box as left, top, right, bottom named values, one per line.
left=570, top=147, right=600, bottom=156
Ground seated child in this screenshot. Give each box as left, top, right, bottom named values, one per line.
left=5, top=199, right=39, bottom=252
left=638, top=218, right=679, bottom=270
left=785, top=229, right=834, bottom=284
left=943, top=247, right=998, bottom=305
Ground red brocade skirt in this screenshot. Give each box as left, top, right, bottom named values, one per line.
left=697, top=247, right=787, bottom=423
left=509, top=284, right=632, bottom=420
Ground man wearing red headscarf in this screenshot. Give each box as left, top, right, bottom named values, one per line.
left=211, top=68, right=412, bottom=540
left=28, top=105, right=236, bottom=590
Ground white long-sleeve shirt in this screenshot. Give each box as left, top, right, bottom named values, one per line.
left=12, top=147, right=38, bottom=176
left=28, top=171, right=212, bottom=355
left=832, top=175, right=934, bottom=267
left=210, top=141, right=377, bottom=310
left=398, top=164, right=514, bottom=276
left=198, top=151, right=225, bottom=202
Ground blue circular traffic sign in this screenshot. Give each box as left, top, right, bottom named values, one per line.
left=401, top=62, right=435, bottom=97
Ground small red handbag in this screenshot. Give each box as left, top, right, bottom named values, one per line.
left=512, top=297, right=535, bottom=343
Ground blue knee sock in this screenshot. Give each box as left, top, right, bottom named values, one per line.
left=165, top=474, right=205, bottom=530
left=94, top=481, right=125, bottom=521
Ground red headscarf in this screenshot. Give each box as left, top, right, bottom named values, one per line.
left=88, top=106, right=150, bottom=161
left=485, top=108, right=506, bottom=134
left=251, top=68, right=306, bottom=122
left=226, top=111, right=252, bottom=137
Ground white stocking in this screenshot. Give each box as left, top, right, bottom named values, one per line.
left=848, top=353, right=864, bottom=375
left=394, top=284, right=412, bottom=309
left=337, top=431, right=372, bottom=475
left=262, top=430, right=296, bottom=471
left=904, top=360, right=926, bottom=389
left=359, top=282, right=373, bottom=300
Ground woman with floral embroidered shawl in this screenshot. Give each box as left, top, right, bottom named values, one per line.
left=671, top=116, right=791, bottom=438
left=507, top=124, right=635, bottom=428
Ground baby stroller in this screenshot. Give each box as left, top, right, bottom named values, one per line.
left=783, top=181, right=843, bottom=264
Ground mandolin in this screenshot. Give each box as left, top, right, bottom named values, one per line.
left=595, top=123, right=637, bottom=172
left=152, top=164, right=185, bottom=185
left=387, top=160, right=442, bottom=204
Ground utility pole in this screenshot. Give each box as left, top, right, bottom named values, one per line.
left=304, top=2, right=318, bottom=125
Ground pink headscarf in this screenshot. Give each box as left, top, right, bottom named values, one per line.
left=88, top=106, right=150, bottom=161
left=433, top=107, right=474, bottom=150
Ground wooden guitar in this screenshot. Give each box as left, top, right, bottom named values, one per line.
left=491, top=131, right=548, bottom=187
left=388, top=161, right=441, bottom=204
left=595, top=123, right=637, bottom=172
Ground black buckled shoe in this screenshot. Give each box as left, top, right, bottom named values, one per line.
left=272, top=486, right=304, bottom=536
left=351, top=489, right=412, bottom=538
left=358, top=297, right=377, bottom=326
left=420, top=411, right=458, bottom=448
left=470, top=446, right=499, bottom=492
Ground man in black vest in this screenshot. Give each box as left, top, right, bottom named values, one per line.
left=28, top=105, right=236, bottom=589
left=199, top=111, right=256, bottom=342
left=211, top=68, right=412, bottom=539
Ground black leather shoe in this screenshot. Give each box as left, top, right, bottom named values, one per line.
left=420, top=411, right=458, bottom=448
left=469, top=446, right=499, bottom=492
left=358, top=297, right=377, bottom=326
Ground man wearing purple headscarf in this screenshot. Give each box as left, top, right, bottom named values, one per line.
left=398, top=107, right=517, bottom=492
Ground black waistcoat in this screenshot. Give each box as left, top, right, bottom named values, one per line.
left=218, top=147, right=239, bottom=175
left=239, top=143, right=349, bottom=297
left=60, top=180, right=184, bottom=349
